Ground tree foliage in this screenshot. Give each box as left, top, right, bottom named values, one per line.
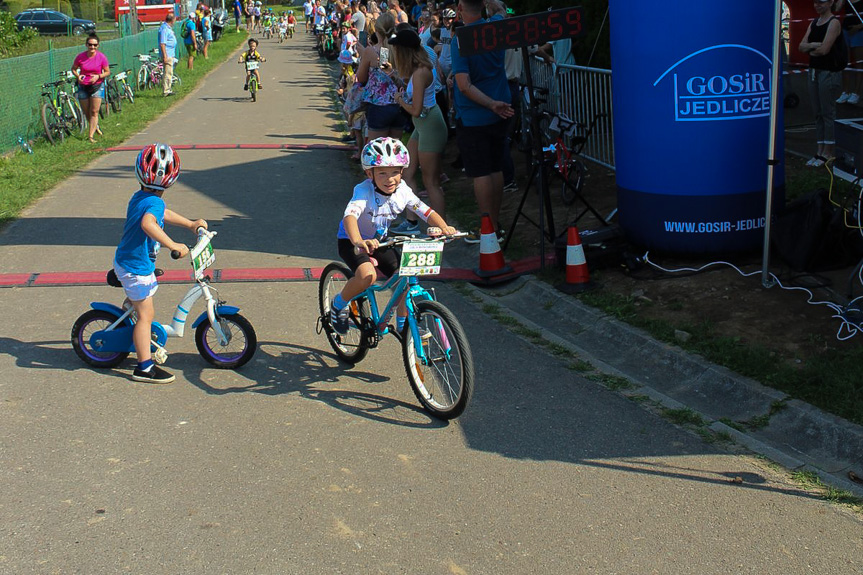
left=0, top=11, right=38, bottom=56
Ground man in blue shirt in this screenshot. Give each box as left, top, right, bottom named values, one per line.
left=451, top=0, right=513, bottom=236
left=158, top=12, right=177, bottom=96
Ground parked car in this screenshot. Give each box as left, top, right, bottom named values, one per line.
left=15, top=8, right=97, bottom=36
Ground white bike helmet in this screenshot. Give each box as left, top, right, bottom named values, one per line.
left=361, top=137, right=410, bottom=171
left=442, top=8, right=455, bottom=18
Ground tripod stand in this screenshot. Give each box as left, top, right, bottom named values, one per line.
left=503, top=50, right=607, bottom=267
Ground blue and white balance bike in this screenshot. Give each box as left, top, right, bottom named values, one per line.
left=71, top=228, right=257, bottom=370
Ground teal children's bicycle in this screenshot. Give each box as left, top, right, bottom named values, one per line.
left=317, top=232, right=475, bottom=419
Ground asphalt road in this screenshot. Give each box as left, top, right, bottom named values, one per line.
left=0, top=32, right=861, bottom=574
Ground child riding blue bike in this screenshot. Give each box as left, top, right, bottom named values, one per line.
left=329, top=137, right=455, bottom=335
left=114, top=143, right=207, bottom=383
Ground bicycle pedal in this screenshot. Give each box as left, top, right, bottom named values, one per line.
left=153, top=347, right=168, bottom=364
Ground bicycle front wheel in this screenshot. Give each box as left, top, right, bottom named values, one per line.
left=68, top=96, right=86, bottom=133
left=318, top=262, right=370, bottom=364
left=41, top=102, right=64, bottom=145
left=195, top=313, right=257, bottom=369
left=560, top=158, right=586, bottom=206
left=137, top=66, right=148, bottom=90
left=124, top=82, right=134, bottom=104
left=402, top=300, right=475, bottom=419
left=107, top=80, right=121, bottom=113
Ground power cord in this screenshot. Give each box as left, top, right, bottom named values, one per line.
left=640, top=253, right=863, bottom=341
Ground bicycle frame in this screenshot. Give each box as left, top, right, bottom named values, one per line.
left=351, top=273, right=448, bottom=365
left=96, top=279, right=227, bottom=344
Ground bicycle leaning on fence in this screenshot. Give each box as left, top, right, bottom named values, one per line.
left=40, top=71, right=86, bottom=145
left=135, top=52, right=181, bottom=91
left=317, top=230, right=475, bottom=419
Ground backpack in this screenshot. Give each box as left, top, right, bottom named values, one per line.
left=181, top=18, right=192, bottom=39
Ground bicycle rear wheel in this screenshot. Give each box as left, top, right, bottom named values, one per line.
left=318, top=262, right=370, bottom=364
left=402, top=300, right=475, bottom=419
left=41, top=102, right=64, bottom=145
left=107, top=79, right=121, bottom=113
left=62, top=96, right=85, bottom=134
left=560, top=158, right=586, bottom=206
left=137, top=66, right=149, bottom=90
left=123, top=82, right=134, bottom=104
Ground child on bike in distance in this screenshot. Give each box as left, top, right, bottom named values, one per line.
left=329, top=137, right=456, bottom=335
left=239, top=38, right=265, bottom=90
left=114, top=143, right=207, bottom=384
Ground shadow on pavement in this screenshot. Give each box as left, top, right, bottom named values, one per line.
left=182, top=341, right=448, bottom=429
left=0, top=151, right=356, bottom=261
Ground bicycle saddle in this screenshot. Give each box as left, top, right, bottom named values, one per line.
left=106, top=268, right=163, bottom=287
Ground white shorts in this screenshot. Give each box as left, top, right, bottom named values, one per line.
left=113, top=261, right=158, bottom=302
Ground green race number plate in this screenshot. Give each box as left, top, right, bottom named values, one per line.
left=400, top=241, right=443, bottom=276
left=191, top=240, right=215, bottom=278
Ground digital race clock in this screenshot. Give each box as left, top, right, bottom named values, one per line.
left=454, top=6, right=585, bottom=57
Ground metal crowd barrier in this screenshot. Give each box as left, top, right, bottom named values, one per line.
left=524, top=58, right=615, bottom=171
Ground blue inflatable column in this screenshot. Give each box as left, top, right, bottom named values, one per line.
left=610, top=2, right=784, bottom=253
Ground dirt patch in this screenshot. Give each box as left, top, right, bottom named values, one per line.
left=439, top=141, right=863, bottom=423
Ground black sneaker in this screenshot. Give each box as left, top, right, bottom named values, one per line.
left=330, top=304, right=350, bottom=335
left=243, top=83, right=248, bottom=91
left=132, top=365, right=176, bottom=384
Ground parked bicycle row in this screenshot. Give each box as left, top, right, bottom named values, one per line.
left=37, top=35, right=186, bottom=148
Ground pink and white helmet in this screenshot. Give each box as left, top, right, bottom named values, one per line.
left=135, top=143, right=180, bottom=191
left=361, top=137, right=410, bottom=171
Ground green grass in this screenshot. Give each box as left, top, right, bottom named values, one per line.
left=0, top=28, right=247, bottom=227
left=3, top=30, right=122, bottom=58
left=572, top=288, right=863, bottom=427
left=791, top=470, right=863, bottom=509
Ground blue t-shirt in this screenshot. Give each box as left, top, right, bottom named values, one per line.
left=114, top=190, right=165, bottom=275
left=451, top=14, right=510, bottom=127
left=158, top=22, right=177, bottom=59
left=183, top=18, right=196, bottom=45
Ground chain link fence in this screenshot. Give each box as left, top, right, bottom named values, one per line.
left=0, top=21, right=180, bottom=155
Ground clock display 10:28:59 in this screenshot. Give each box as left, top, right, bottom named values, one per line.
left=456, top=6, right=585, bottom=57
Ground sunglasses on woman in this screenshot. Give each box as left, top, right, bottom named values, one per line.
left=87, top=42, right=98, bottom=47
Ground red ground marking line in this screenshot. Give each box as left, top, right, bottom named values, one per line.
left=0, top=257, right=557, bottom=288
left=159, top=269, right=196, bottom=282
left=219, top=267, right=307, bottom=281
left=32, top=271, right=109, bottom=286
left=92, top=143, right=356, bottom=153
left=0, top=273, right=32, bottom=287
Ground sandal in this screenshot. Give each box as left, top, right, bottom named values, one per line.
left=806, top=155, right=826, bottom=167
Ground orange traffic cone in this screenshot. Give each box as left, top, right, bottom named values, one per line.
left=474, top=213, right=512, bottom=279
left=558, top=225, right=593, bottom=293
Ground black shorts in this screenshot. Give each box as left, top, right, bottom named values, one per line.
left=338, top=238, right=400, bottom=277
left=455, top=119, right=509, bottom=178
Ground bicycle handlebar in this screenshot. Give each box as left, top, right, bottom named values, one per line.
left=171, top=227, right=215, bottom=259
left=354, top=231, right=467, bottom=254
